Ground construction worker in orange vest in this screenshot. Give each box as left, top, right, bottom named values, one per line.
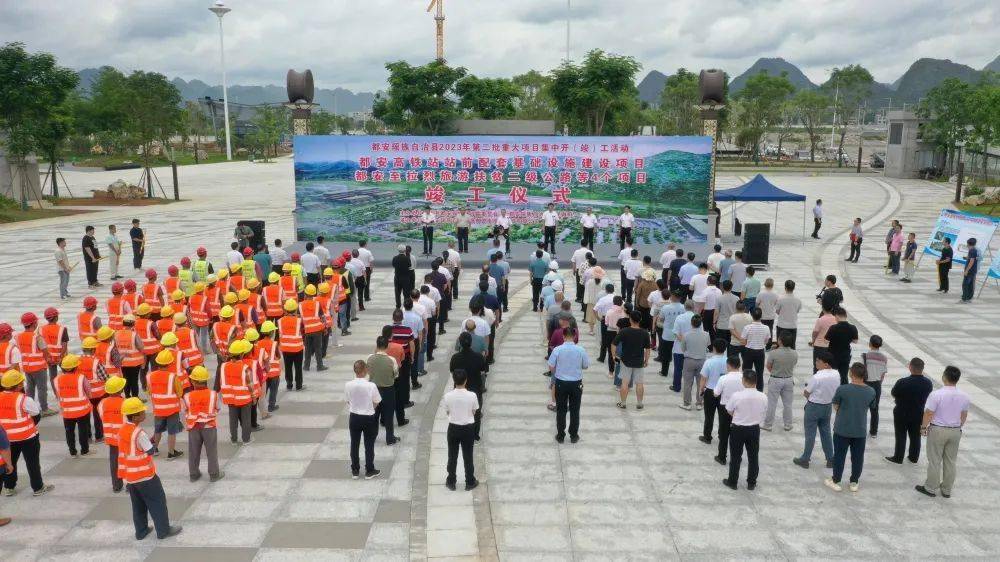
left=316, top=281, right=336, bottom=358
left=221, top=340, right=256, bottom=444
left=79, top=337, right=106, bottom=439
left=0, top=369, right=54, bottom=496
left=122, top=279, right=143, bottom=312
left=18, top=313, right=55, bottom=417
left=169, top=289, right=187, bottom=313
left=246, top=278, right=264, bottom=321
left=133, top=303, right=161, bottom=387
left=107, top=281, right=132, bottom=330
left=216, top=267, right=231, bottom=295
left=147, top=349, right=184, bottom=460
left=299, top=285, right=327, bottom=372
left=158, top=332, right=190, bottom=393
left=204, top=274, right=223, bottom=323
left=98, top=376, right=126, bottom=492
left=235, top=289, right=260, bottom=333
left=118, top=397, right=182, bottom=540
left=78, top=295, right=102, bottom=342
left=142, top=268, right=165, bottom=317
left=183, top=366, right=223, bottom=482
left=263, top=272, right=285, bottom=320
left=332, top=257, right=353, bottom=336
left=228, top=263, right=245, bottom=293
left=40, top=307, right=68, bottom=386
left=164, top=264, right=181, bottom=296
left=155, top=306, right=176, bottom=340
left=243, top=328, right=267, bottom=429
left=0, top=323, right=19, bottom=374
left=212, top=305, right=238, bottom=386
left=187, top=282, right=212, bottom=350
left=54, top=354, right=94, bottom=457
left=174, top=312, right=204, bottom=371
left=116, top=315, right=146, bottom=400
left=257, top=321, right=282, bottom=413
left=95, top=326, right=122, bottom=379
left=279, top=263, right=297, bottom=298
left=278, top=299, right=305, bottom=391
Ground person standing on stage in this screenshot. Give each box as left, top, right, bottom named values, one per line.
left=455, top=208, right=471, bottom=253
left=495, top=209, right=512, bottom=257
left=420, top=205, right=436, bottom=256
left=580, top=207, right=597, bottom=251
left=618, top=206, right=635, bottom=250
left=542, top=203, right=559, bottom=257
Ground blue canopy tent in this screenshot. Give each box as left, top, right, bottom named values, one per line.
left=714, top=174, right=808, bottom=240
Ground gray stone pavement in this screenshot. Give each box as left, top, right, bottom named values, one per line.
left=1, top=162, right=999, bottom=560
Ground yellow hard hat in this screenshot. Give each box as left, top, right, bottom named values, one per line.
left=224, top=292, right=238, bottom=305
left=155, top=349, right=175, bottom=365
left=268, top=272, right=280, bottom=283
left=247, top=279, right=261, bottom=290
left=173, top=313, right=187, bottom=325
left=245, top=328, right=260, bottom=342
left=1, top=369, right=25, bottom=388
left=189, top=366, right=210, bottom=383
left=323, top=267, right=334, bottom=277
left=206, top=274, right=218, bottom=284
left=283, top=298, right=298, bottom=313
left=260, top=320, right=276, bottom=334
left=104, top=376, right=126, bottom=395
left=219, top=305, right=235, bottom=319
left=121, top=397, right=146, bottom=416
left=282, top=263, right=292, bottom=273
left=82, top=336, right=99, bottom=350
left=237, top=289, right=251, bottom=302
left=229, top=263, right=241, bottom=273
left=96, top=326, right=115, bottom=341
left=61, top=353, right=81, bottom=370
left=318, top=282, right=331, bottom=295
left=228, top=340, right=245, bottom=355
left=123, top=314, right=136, bottom=325
left=194, top=282, right=206, bottom=293
left=160, top=305, right=175, bottom=318
left=218, top=268, right=229, bottom=280
left=160, top=332, right=179, bottom=347
left=171, top=290, right=184, bottom=302
left=136, top=303, right=152, bottom=316
left=304, top=284, right=317, bottom=296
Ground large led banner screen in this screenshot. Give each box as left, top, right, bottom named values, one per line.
left=294, top=135, right=711, bottom=246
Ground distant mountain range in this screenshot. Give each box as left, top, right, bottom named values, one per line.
left=638, top=54, right=999, bottom=108
left=75, top=68, right=377, bottom=114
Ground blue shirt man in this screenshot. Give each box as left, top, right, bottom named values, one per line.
left=659, top=300, right=685, bottom=342
left=548, top=341, right=590, bottom=381
left=471, top=289, right=500, bottom=311
left=700, top=352, right=728, bottom=391
left=402, top=309, right=424, bottom=339
left=529, top=257, right=549, bottom=279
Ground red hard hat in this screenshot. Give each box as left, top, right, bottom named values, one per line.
left=123, top=279, right=137, bottom=291
left=333, top=258, right=345, bottom=268
left=167, top=265, right=179, bottom=276
left=196, top=246, right=207, bottom=257
left=0, top=323, right=11, bottom=338
left=44, top=307, right=59, bottom=320
left=180, top=256, right=191, bottom=267
left=145, top=268, right=157, bottom=280
left=341, top=250, right=352, bottom=259
left=243, top=247, right=253, bottom=257
left=83, top=296, right=98, bottom=308
left=20, top=312, right=37, bottom=326
left=291, top=252, right=301, bottom=262
left=111, top=282, right=124, bottom=294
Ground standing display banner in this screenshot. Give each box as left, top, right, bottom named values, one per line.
left=921, top=209, right=999, bottom=266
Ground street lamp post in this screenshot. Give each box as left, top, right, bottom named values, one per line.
left=209, top=1, right=233, bottom=161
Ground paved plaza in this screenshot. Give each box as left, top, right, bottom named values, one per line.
left=1, top=160, right=999, bottom=560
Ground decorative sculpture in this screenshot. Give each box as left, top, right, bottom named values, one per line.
left=286, top=69, right=315, bottom=104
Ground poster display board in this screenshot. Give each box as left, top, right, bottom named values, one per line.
left=293, top=135, right=711, bottom=246
left=988, top=254, right=1000, bottom=280
left=921, top=209, right=999, bottom=266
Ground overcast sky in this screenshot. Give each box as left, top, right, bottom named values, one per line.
left=3, top=0, right=998, bottom=92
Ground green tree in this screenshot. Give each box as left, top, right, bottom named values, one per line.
left=511, top=70, right=555, bottom=120
left=791, top=89, right=830, bottom=162
left=733, top=71, right=795, bottom=162
left=310, top=109, right=338, bottom=135
left=182, top=100, right=210, bottom=162
left=456, top=76, right=521, bottom=119
left=548, top=49, right=642, bottom=135
left=372, top=60, right=467, bottom=134
left=658, top=68, right=700, bottom=135
left=966, top=83, right=1000, bottom=180
left=0, top=42, right=79, bottom=206
left=918, top=77, right=974, bottom=175
left=249, top=105, right=289, bottom=162
left=824, top=65, right=873, bottom=166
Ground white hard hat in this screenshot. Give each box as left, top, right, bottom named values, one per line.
left=548, top=260, right=558, bottom=270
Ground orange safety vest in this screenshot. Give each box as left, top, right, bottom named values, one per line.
left=316, top=295, right=335, bottom=328
left=188, top=294, right=210, bottom=327
left=217, top=278, right=231, bottom=295
left=78, top=310, right=99, bottom=340
left=249, top=293, right=264, bottom=317
left=280, top=275, right=296, bottom=296
left=135, top=318, right=161, bottom=356
left=147, top=369, right=181, bottom=417
left=255, top=338, right=281, bottom=379
left=159, top=347, right=189, bottom=390
left=212, top=321, right=235, bottom=355
left=155, top=318, right=175, bottom=339
left=244, top=356, right=262, bottom=398
left=229, top=275, right=244, bottom=292
left=98, top=395, right=124, bottom=447
left=118, top=423, right=156, bottom=483
left=106, top=296, right=131, bottom=330
left=96, top=340, right=122, bottom=377
left=123, top=291, right=142, bottom=312
left=41, top=323, right=67, bottom=364
left=205, top=287, right=222, bottom=319
left=115, top=329, right=144, bottom=368
left=182, top=388, right=219, bottom=430
left=220, top=361, right=252, bottom=406
left=278, top=316, right=304, bottom=353
left=55, top=372, right=92, bottom=419
left=0, top=341, right=17, bottom=372
left=263, top=285, right=285, bottom=318
left=235, top=303, right=255, bottom=329
left=142, top=283, right=163, bottom=313
left=174, top=327, right=203, bottom=367
left=79, top=354, right=105, bottom=399
left=16, top=331, right=46, bottom=373
left=299, top=299, right=325, bottom=334
left=0, top=391, right=38, bottom=442
left=330, top=272, right=348, bottom=304
left=165, top=277, right=180, bottom=295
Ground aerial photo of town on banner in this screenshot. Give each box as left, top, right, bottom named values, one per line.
left=294, top=135, right=712, bottom=245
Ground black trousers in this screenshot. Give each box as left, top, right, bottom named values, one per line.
left=395, top=358, right=411, bottom=423
left=834, top=352, right=851, bottom=385
left=364, top=267, right=372, bottom=301
left=622, top=278, right=635, bottom=305
left=473, top=390, right=484, bottom=439
left=848, top=238, right=862, bottom=261
left=865, top=380, right=882, bottom=436
left=741, top=348, right=765, bottom=391
left=3, top=435, right=44, bottom=492
left=703, top=388, right=719, bottom=439
left=543, top=225, right=556, bottom=254
left=283, top=350, right=304, bottom=389
left=575, top=271, right=584, bottom=303
left=775, top=327, right=796, bottom=349
left=582, top=227, right=595, bottom=251
left=303, top=332, right=324, bottom=370
left=893, top=411, right=922, bottom=462
left=446, top=423, right=476, bottom=485
left=128, top=475, right=171, bottom=539
left=426, top=315, right=437, bottom=356
left=422, top=226, right=434, bottom=254
left=376, top=386, right=396, bottom=443
left=64, top=416, right=92, bottom=455
left=123, top=366, right=142, bottom=398
left=938, top=264, right=950, bottom=292
left=132, top=241, right=144, bottom=269
left=393, top=278, right=407, bottom=309
left=619, top=227, right=632, bottom=249
left=85, top=259, right=99, bottom=285
left=90, top=398, right=104, bottom=440
left=354, top=277, right=367, bottom=311
left=598, top=322, right=611, bottom=362
left=349, top=413, right=378, bottom=474
left=703, top=309, right=716, bottom=342
left=717, top=406, right=733, bottom=461
left=658, top=339, right=674, bottom=376
left=531, top=278, right=543, bottom=311
left=108, top=444, right=123, bottom=492
left=554, top=378, right=583, bottom=439
left=812, top=217, right=821, bottom=237
left=452, top=269, right=460, bottom=299
left=457, top=227, right=469, bottom=252
left=728, top=425, right=760, bottom=485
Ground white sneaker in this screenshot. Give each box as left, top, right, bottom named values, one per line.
left=678, top=404, right=692, bottom=411
left=824, top=478, right=842, bottom=492
left=696, top=404, right=703, bottom=410
left=849, top=482, right=859, bottom=493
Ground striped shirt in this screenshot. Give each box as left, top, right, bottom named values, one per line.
left=389, top=324, right=415, bottom=358
left=740, top=322, right=771, bottom=350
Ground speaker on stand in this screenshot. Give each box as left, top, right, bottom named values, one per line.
left=742, top=223, right=770, bottom=267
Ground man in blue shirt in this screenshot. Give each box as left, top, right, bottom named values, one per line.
left=670, top=299, right=695, bottom=392
left=548, top=326, right=589, bottom=443
left=402, top=299, right=426, bottom=380
left=529, top=250, right=549, bottom=312
left=960, top=237, right=979, bottom=303
left=658, top=290, right=685, bottom=379
left=698, top=339, right=729, bottom=444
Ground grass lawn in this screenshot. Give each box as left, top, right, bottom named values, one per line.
left=957, top=203, right=1000, bottom=217
left=0, top=207, right=90, bottom=223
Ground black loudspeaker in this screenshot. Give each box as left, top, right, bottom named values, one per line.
left=742, top=223, right=770, bottom=265
left=238, top=220, right=266, bottom=251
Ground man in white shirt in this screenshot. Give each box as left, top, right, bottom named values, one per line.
left=270, top=239, right=288, bottom=274
left=729, top=252, right=748, bottom=298
left=737, top=308, right=770, bottom=391
left=357, top=241, right=374, bottom=302
left=580, top=207, right=598, bottom=251
left=300, top=242, right=322, bottom=285
left=793, top=350, right=840, bottom=469
left=495, top=209, right=512, bottom=257
left=541, top=203, right=559, bottom=256
left=723, top=370, right=768, bottom=490
left=445, top=242, right=461, bottom=299
left=617, top=241, right=634, bottom=297
left=226, top=242, right=243, bottom=269
left=689, top=263, right=710, bottom=313
left=420, top=205, right=436, bottom=256
left=701, top=276, right=722, bottom=340
left=713, top=355, right=745, bottom=465
left=811, top=198, right=823, bottom=239
left=106, top=224, right=123, bottom=280
left=345, top=360, right=382, bottom=479
left=706, top=244, right=725, bottom=274
left=444, top=370, right=480, bottom=491
left=314, top=236, right=331, bottom=266
left=618, top=205, right=635, bottom=250
left=622, top=249, right=643, bottom=305
left=571, top=241, right=591, bottom=305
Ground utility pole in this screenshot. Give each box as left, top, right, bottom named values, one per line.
left=566, top=0, right=571, bottom=62
left=427, top=0, right=445, bottom=61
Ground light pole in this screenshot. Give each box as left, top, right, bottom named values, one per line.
left=209, top=1, right=233, bottom=161
left=565, top=0, right=571, bottom=62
